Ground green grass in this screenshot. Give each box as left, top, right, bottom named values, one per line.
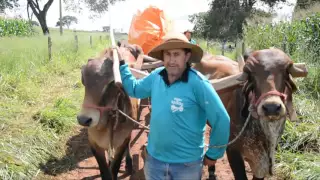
left=0, top=18, right=35, bottom=37
left=196, top=38, right=237, bottom=60
left=0, top=27, right=111, bottom=179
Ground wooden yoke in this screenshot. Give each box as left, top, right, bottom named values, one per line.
left=107, top=0, right=122, bottom=88
left=130, top=63, right=308, bottom=93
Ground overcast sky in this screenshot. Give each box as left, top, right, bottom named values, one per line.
left=5, top=0, right=296, bottom=33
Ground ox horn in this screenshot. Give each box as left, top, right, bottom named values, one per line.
left=237, top=55, right=245, bottom=72
left=288, top=63, right=308, bottom=78
left=236, top=72, right=248, bottom=82
left=142, top=55, right=160, bottom=62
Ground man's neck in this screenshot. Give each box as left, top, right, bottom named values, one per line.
left=168, top=73, right=183, bottom=84
left=159, top=65, right=190, bottom=86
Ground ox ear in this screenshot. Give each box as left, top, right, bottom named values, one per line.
left=285, top=87, right=299, bottom=121
left=132, top=44, right=144, bottom=56
left=117, top=41, right=121, bottom=47
left=288, top=63, right=308, bottom=78
left=243, top=48, right=253, bottom=61
left=285, top=74, right=298, bottom=121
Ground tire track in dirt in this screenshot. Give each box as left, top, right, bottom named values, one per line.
left=40, top=99, right=253, bottom=180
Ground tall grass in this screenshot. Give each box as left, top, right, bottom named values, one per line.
left=0, top=27, right=111, bottom=179
left=243, top=10, right=320, bottom=180
left=196, top=38, right=237, bottom=60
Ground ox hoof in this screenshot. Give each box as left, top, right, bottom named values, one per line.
left=208, top=173, right=217, bottom=180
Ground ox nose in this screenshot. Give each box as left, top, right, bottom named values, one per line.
left=262, top=103, right=282, bottom=116
left=77, top=115, right=92, bottom=126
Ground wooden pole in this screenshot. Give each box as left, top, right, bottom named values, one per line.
left=74, top=35, right=78, bottom=52
left=107, top=0, right=122, bottom=87
left=48, top=36, right=52, bottom=61
left=59, top=0, right=63, bottom=35
left=90, top=35, right=92, bottom=48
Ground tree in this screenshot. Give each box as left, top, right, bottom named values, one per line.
left=295, top=0, right=320, bottom=9
left=189, top=0, right=285, bottom=41
left=56, top=15, right=78, bottom=29
left=63, top=0, right=125, bottom=18
left=0, top=0, right=19, bottom=12
left=27, top=0, right=54, bottom=35
left=102, top=26, right=110, bottom=32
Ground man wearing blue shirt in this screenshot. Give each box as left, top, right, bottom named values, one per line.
left=184, top=29, right=197, bottom=45
left=116, top=32, right=230, bottom=180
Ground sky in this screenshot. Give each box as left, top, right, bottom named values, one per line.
left=4, top=0, right=297, bottom=33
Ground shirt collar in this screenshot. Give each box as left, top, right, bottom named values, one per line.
left=159, top=64, right=190, bottom=86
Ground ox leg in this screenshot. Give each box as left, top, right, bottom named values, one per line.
left=226, top=148, right=248, bottom=180
left=91, top=146, right=112, bottom=180
left=208, top=166, right=217, bottom=180
left=125, top=142, right=133, bottom=174
left=111, top=137, right=131, bottom=180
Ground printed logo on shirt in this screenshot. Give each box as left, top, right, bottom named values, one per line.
left=171, top=97, right=184, bottom=112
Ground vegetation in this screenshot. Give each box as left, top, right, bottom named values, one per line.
left=189, top=0, right=284, bottom=41
left=0, top=0, right=19, bottom=12
left=27, top=0, right=54, bottom=35
left=0, top=27, right=110, bottom=179
left=63, top=0, right=125, bottom=15
left=0, top=18, right=36, bottom=36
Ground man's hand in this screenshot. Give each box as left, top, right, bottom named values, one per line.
left=203, top=156, right=216, bottom=167
left=111, top=46, right=124, bottom=60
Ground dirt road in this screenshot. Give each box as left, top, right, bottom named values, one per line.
left=40, top=99, right=252, bottom=180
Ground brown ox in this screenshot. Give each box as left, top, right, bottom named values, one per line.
left=196, top=48, right=302, bottom=180
left=76, top=43, right=143, bottom=180
left=192, top=53, right=241, bottom=180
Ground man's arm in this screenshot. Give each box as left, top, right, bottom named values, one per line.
left=194, top=79, right=230, bottom=160
left=119, top=61, right=156, bottom=99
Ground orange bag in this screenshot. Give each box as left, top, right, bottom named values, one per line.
left=128, top=6, right=174, bottom=55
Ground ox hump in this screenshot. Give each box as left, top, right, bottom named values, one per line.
left=190, top=68, right=208, bottom=81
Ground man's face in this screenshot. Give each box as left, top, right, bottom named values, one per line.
left=185, top=32, right=192, bottom=40
left=163, top=49, right=191, bottom=76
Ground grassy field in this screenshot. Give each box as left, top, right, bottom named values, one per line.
left=0, top=27, right=112, bottom=179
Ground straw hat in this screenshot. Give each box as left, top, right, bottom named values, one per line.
left=183, top=29, right=193, bottom=34
left=147, top=31, right=203, bottom=63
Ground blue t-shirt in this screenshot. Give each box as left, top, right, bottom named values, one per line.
left=190, top=39, right=197, bottom=45
left=119, top=64, right=230, bottom=163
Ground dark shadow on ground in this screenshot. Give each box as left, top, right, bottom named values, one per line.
left=39, top=128, right=95, bottom=176
left=39, top=98, right=151, bottom=179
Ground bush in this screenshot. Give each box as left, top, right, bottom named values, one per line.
left=244, top=12, right=320, bottom=98
left=0, top=18, right=36, bottom=37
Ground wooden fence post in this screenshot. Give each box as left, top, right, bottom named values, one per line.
left=242, top=38, right=245, bottom=55
left=221, top=40, right=225, bottom=56
left=90, top=35, right=92, bottom=48
left=100, top=35, right=102, bottom=42
left=282, top=35, right=287, bottom=53
left=74, top=35, right=78, bottom=52
left=48, top=36, right=52, bottom=61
